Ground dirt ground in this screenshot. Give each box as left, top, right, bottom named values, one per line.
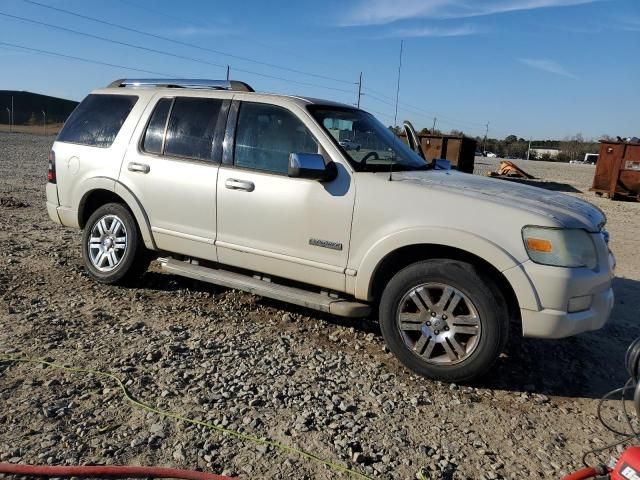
left=1, top=132, right=639, bottom=479
left=0, top=124, right=63, bottom=136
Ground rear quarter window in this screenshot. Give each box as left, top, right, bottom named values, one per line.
left=57, top=94, right=138, bottom=148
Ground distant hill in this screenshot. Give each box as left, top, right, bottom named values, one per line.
left=0, top=90, right=78, bottom=125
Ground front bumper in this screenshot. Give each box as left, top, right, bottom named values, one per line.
left=521, top=286, right=614, bottom=338
left=519, top=243, right=615, bottom=339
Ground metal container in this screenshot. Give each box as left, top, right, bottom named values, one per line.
left=400, top=133, right=477, bottom=173
left=591, top=141, right=640, bottom=199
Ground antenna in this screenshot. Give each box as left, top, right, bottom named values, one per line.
left=390, top=40, right=403, bottom=181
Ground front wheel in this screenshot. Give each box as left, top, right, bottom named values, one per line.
left=82, top=203, right=150, bottom=285
left=379, top=259, right=508, bottom=383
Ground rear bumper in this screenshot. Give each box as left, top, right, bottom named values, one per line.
left=45, top=182, right=78, bottom=227
left=46, top=201, right=62, bottom=224
left=521, top=286, right=614, bottom=338
left=45, top=182, right=61, bottom=225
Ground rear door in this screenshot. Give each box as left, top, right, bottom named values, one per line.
left=119, top=94, right=229, bottom=261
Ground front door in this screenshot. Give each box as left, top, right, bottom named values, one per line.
left=216, top=100, right=355, bottom=292
left=120, top=94, right=229, bottom=261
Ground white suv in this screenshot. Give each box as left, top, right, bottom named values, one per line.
left=46, top=79, right=615, bottom=382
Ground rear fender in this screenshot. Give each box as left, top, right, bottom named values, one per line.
left=75, top=177, right=156, bottom=250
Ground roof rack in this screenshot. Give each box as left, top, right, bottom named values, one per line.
left=107, top=78, right=255, bottom=92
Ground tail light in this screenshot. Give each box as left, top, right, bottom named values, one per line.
left=47, top=150, right=56, bottom=183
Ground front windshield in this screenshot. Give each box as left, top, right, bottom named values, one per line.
left=308, top=106, right=429, bottom=172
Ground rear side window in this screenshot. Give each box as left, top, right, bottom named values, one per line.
left=234, top=103, right=317, bottom=174
left=57, top=94, right=138, bottom=148
left=142, top=98, right=172, bottom=154
left=165, top=98, right=223, bottom=161
left=142, top=97, right=224, bottom=162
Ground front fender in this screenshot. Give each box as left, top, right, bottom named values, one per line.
left=354, top=227, right=539, bottom=310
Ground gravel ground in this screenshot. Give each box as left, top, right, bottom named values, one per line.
left=1, top=132, right=639, bottom=479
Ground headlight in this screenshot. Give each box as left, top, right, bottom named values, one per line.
left=522, top=226, right=597, bottom=269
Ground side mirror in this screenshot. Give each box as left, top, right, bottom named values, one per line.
left=288, top=153, right=337, bottom=182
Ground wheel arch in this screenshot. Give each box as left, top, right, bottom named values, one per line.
left=77, top=182, right=156, bottom=250
left=356, top=230, right=537, bottom=335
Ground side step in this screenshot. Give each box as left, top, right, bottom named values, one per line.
left=159, top=258, right=371, bottom=318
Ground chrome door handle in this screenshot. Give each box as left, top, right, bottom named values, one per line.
left=128, top=162, right=150, bottom=173
left=225, top=178, right=255, bottom=192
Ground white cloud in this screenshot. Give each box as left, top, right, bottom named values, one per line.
left=616, top=16, right=640, bottom=32
left=165, top=25, right=240, bottom=37
left=340, top=0, right=602, bottom=26
left=518, top=58, right=577, bottom=78
left=388, top=24, right=483, bottom=37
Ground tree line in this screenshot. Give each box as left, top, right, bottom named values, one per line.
left=391, top=124, right=605, bottom=162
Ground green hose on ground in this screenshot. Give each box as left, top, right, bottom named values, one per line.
left=0, top=354, right=373, bottom=480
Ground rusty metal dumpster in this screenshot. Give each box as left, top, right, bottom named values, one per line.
left=591, top=140, right=640, bottom=200
left=400, top=132, right=477, bottom=173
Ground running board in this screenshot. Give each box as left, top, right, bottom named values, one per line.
left=159, top=258, right=371, bottom=318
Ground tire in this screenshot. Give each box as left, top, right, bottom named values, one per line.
left=379, top=259, right=508, bottom=383
left=81, top=203, right=151, bottom=285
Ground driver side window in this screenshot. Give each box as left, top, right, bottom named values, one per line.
left=234, top=103, right=318, bottom=175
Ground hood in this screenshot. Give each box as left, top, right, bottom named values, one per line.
left=394, top=170, right=606, bottom=232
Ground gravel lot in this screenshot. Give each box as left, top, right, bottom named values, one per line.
left=1, top=132, right=639, bottom=479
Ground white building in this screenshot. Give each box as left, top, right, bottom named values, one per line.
left=530, top=147, right=560, bottom=159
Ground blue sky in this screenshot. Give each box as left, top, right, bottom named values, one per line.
left=0, top=0, right=638, bottom=139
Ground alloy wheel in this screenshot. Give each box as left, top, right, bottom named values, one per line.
left=396, top=282, right=482, bottom=365
left=87, top=214, right=128, bottom=272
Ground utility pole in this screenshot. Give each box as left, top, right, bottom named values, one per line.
left=10, top=95, right=13, bottom=133
left=432, top=117, right=437, bottom=133
left=42, top=110, right=46, bottom=136
left=5, top=107, right=9, bottom=132
left=482, top=121, right=489, bottom=153
left=527, top=137, right=531, bottom=160
left=226, top=65, right=230, bottom=81
left=356, top=72, right=362, bottom=108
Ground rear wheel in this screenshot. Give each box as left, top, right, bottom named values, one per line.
left=82, top=203, right=150, bottom=284
left=379, top=259, right=508, bottom=383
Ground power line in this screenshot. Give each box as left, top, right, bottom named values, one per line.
left=0, top=11, right=227, bottom=68
left=360, top=99, right=503, bottom=137
left=363, top=87, right=487, bottom=129
left=0, top=40, right=176, bottom=77
left=365, top=108, right=395, bottom=122
left=22, top=0, right=356, bottom=86
left=0, top=10, right=356, bottom=95
left=114, top=0, right=348, bottom=78
left=116, top=0, right=210, bottom=31
left=363, top=90, right=461, bottom=127
left=362, top=92, right=473, bottom=132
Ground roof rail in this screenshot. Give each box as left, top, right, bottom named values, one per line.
left=107, top=78, right=255, bottom=92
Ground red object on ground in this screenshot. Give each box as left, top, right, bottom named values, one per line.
left=611, top=446, right=640, bottom=480
left=562, top=467, right=606, bottom=480
left=0, top=463, right=233, bottom=480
